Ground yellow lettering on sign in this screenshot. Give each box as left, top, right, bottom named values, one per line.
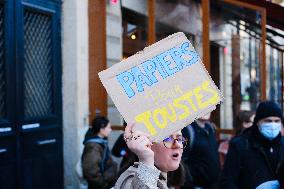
left=135, top=80, right=220, bottom=136
left=153, top=108, right=168, bottom=129
left=166, top=103, right=178, bottom=123
left=182, top=91, right=197, bottom=112
left=135, top=111, right=157, bottom=135
left=193, top=85, right=206, bottom=109
left=202, top=81, right=220, bottom=105
left=173, top=96, right=190, bottom=120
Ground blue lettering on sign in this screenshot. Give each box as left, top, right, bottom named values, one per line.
left=116, top=42, right=200, bottom=98
left=157, top=52, right=179, bottom=76
left=168, top=47, right=188, bottom=71
left=116, top=71, right=135, bottom=98
left=131, top=66, right=153, bottom=93
left=142, top=60, right=158, bottom=84
left=152, top=57, right=168, bottom=79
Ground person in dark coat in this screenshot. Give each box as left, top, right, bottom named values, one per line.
left=218, top=110, right=255, bottom=168
left=219, top=101, right=284, bottom=189
left=181, top=113, right=220, bottom=189
left=82, top=116, right=117, bottom=189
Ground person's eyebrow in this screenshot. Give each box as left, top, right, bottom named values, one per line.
left=263, top=118, right=272, bottom=122
left=264, top=117, right=281, bottom=122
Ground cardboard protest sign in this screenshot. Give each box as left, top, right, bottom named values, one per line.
left=99, top=32, right=222, bottom=142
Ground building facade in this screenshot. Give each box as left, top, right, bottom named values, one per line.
left=0, top=0, right=283, bottom=189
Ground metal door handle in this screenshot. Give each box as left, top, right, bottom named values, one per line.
left=0, top=127, right=12, bottom=133
left=36, top=139, right=56, bottom=146
left=22, top=123, right=40, bottom=130
left=0, top=148, right=7, bottom=154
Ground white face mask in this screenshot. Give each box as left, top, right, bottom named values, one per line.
left=258, top=122, right=282, bottom=140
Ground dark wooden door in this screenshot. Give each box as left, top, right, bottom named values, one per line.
left=0, top=0, right=62, bottom=188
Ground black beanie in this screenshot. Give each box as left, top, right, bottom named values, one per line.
left=253, top=101, right=283, bottom=125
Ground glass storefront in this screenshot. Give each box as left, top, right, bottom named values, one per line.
left=120, top=0, right=284, bottom=129
left=122, top=0, right=148, bottom=58
left=266, top=45, right=283, bottom=106
left=155, top=0, right=198, bottom=49
left=209, top=0, right=266, bottom=128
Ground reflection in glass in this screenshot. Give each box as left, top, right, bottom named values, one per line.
left=155, top=0, right=199, bottom=50
left=266, top=45, right=283, bottom=104
left=122, top=0, right=148, bottom=58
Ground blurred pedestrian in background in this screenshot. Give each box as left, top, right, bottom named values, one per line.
left=181, top=113, right=220, bottom=189
left=115, top=123, right=186, bottom=189
left=218, top=110, right=255, bottom=167
left=82, top=116, right=117, bottom=189
left=234, top=110, right=255, bottom=135
left=220, top=101, right=284, bottom=189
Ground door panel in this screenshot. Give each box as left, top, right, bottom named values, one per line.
left=22, top=153, right=62, bottom=189
left=0, top=2, right=18, bottom=189
left=22, top=129, right=62, bottom=189
left=23, top=8, right=54, bottom=121
left=0, top=0, right=62, bottom=188
left=0, top=136, right=17, bottom=161
left=19, top=1, right=62, bottom=127
left=0, top=162, right=17, bottom=189
left=0, top=136, right=17, bottom=189
left=19, top=1, right=63, bottom=189
left=0, top=2, right=5, bottom=119
left=21, top=128, right=61, bottom=158
left=0, top=0, right=15, bottom=135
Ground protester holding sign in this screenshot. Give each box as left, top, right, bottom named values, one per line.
left=114, top=123, right=186, bottom=189
left=99, top=32, right=222, bottom=143
left=99, top=33, right=222, bottom=188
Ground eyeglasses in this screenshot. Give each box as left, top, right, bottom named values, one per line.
left=162, top=136, right=188, bottom=149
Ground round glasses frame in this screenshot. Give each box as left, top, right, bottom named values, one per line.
left=162, top=136, right=188, bottom=149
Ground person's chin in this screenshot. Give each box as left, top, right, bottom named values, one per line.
left=167, top=161, right=180, bottom=171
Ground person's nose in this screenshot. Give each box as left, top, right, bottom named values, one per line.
left=172, top=139, right=182, bottom=149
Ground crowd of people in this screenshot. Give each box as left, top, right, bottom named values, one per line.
left=80, top=100, right=284, bottom=189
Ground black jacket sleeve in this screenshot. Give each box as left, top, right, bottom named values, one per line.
left=185, top=124, right=220, bottom=187
left=219, top=138, right=242, bottom=189
left=111, top=134, right=127, bottom=157
left=187, top=154, right=220, bottom=187
left=180, top=160, right=194, bottom=189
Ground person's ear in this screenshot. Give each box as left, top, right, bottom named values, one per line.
left=99, top=127, right=104, bottom=134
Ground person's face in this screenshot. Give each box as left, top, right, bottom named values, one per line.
left=243, top=114, right=255, bottom=129
left=151, top=131, right=184, bottom=172
left=100, top=123, right=112, bottom=137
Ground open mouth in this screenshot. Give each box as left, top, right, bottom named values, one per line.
left=172, top=153, right=179, bottom=158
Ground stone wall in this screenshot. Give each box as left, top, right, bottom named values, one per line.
left=62, top=0, right=89, bottom=188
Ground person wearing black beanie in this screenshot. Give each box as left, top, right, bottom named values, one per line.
left=220, top=101, right=284, bottom=189
left=253, top=100, right=283, bottom=126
